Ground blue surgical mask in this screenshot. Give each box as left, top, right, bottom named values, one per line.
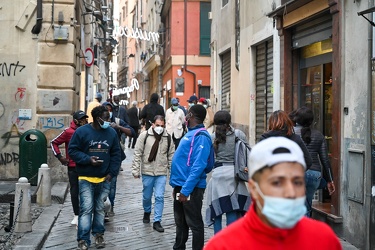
left=188, top=103, right=194, bottom=107
left=203, top=105, right=207, bottom=109
left=99, top=117, right=111, bottom=129
left=109, top=112, right=113, bottom=119
left=255, top=182, right=306, bottom=229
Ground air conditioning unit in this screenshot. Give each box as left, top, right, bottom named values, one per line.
left=208, top=12, right=212, bottom=20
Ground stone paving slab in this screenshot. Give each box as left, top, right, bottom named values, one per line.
left=9, top=145, right=358, bottom=250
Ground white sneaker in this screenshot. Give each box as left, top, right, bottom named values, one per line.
left=71, top=215, right=78, bottom=226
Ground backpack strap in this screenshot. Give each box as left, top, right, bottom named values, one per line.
left=187, top=127, right=210, bottom=166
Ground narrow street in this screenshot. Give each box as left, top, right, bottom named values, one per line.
left=41, top=146, right=214, bottom=249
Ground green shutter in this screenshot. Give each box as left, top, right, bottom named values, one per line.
left=200, top=2, right=211, bottom=56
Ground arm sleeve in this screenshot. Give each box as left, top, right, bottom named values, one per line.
left=50, top=130, right=66, bottom=157
left=180, top=135, right=211, bottom=196
left=131, top=131, right=146, bottom=176
left=167, top=136, right=175, bottom=170
left=120, top=119, right=136, bottom=137
left=109, top=132, right=121, bottom=178
left=295, top=136, right=312, bottom=169
left=318, top=136, right=333, bottom=182
left=68, top=132, right=91, bottom=165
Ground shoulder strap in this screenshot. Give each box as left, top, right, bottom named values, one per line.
left=187, top=128, right=209, bottom=166
left=167, top=133, right=171, bottom=152
left=143, top=132, right=149, bottom=147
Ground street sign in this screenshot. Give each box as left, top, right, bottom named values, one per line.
left=84, top=48, right=94, bottom=67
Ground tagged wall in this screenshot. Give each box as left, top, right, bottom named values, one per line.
left=0, top=0, right=80, bottom=182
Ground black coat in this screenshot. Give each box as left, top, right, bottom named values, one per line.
left=260, top=129, right=312, bottom=170
left=127, top=106, right=141, bottom=128
left=294, top=125, right=333, bottom=182
left=140, top=103, right=165, bottom=129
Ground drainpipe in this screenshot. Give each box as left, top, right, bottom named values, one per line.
left=184, top=0, right=197, bottom=95
left=370, top=3, right=375, bottom=249
left=31, top=0, right=43, bottom=34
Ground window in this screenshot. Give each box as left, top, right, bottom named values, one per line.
left=200, top=2, right=211, bottom=55
left=222, top=0, right=229, bottom=7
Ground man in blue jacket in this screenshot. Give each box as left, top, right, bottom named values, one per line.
left=68, top=105, right=121, bottom=250
left=170, top=104, right=214, bottom=250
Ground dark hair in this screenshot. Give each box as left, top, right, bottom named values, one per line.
left=189, top=105, right=207, bottom=123
left=153, top=115, right=165, bottom=123
left=150, top=93, right=159, bottom=103
left=268, top=110, right=294, bottom=136
left=92, top=106, right=108, bottom=120
left=293, top=107, right=314, bottom=144
left=213, top=110, right=231, bottom=152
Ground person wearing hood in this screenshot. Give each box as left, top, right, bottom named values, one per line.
left=51, top=110, right=88, bottom=227
left=140, top=93, right=165, bottom=130
left=259, top=110, right=312, bottom=170
left=112, top=95, right=130, bottom=124
left=102, top=101, right=135, bottom=216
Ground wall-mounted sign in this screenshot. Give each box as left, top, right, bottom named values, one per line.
left=85, top=48, right=94, bottom=67
left=19, top=109, right=32, bottom=120
left=112, top=78, right=140, bottom=98
left=113, top=25, right=160, bottom=43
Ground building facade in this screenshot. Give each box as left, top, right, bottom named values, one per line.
left=160, top=0, right=211, bottom=109
left=0, top=0, right=114, bottom=182
left=211, top=0, right=375, bottom=248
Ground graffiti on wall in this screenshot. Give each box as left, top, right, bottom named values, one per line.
left=15, top=87, right=26, bottom=102
left=0, top=152, right=19, bottom=166
left=1, top=124, right=22, bottom=149
left=39, top=117, right=65, bottom=129
left=0, top=61, right=26, bottom=77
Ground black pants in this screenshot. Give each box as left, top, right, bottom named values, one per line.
left=128, top=125, right=140, bottom=148
left=68, top=167, right=79, bottom=215
left=173, top=187, right=205, bottom=250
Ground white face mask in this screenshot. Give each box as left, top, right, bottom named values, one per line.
left=255, top=182, right=306, bottom=229
left=153, top=126, right=164, bottom=135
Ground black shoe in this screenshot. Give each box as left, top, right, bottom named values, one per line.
left=153, top=221, right=164, bottom=233
left=143, top=212, right=150, bottom=223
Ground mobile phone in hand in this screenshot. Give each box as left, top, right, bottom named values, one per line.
left=96, top=159, right=104, bottom=163
left=176, top=193, right=190, bottom=201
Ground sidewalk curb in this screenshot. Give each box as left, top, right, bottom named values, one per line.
left=14, top=204, right=61, bottom=250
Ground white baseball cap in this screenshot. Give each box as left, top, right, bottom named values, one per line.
left=249, top=137, right=306, bottom=179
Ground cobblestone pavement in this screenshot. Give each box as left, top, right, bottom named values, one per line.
left=42, top=147, right=214, bottom=250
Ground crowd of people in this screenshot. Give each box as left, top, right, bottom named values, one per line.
left=50, top=92, right=342, bottom=250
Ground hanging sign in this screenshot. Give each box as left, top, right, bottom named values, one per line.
left=113, top=25, right=160, bottom=43
left=112, top=78, right=140, bottom=98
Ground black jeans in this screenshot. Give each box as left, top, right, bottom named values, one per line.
left=173, top=187, right=205, bottom=250
left=68, top=167, right=79, bottom=215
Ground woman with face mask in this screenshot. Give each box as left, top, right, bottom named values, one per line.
left=205, top=137, right=342, bottom=250
left=131, top=115, right=175, bottom=233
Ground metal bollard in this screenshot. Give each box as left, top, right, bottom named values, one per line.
left=36, top=163, right=51, bottom=206
left=14, top=177, right=32, bottom=233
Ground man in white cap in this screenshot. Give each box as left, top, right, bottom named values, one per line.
left=205, top=137, right=342, bottom=250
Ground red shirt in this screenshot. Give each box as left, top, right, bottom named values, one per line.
left=204, top=204, right=342, bottom=250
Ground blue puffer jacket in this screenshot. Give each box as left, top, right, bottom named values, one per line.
left=170, top=124, right=213, bottom=197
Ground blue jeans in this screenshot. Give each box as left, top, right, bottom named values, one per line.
left=305, top=169, right=321, bottom=217
left=173, top=187, right=205, bottom=250
left=77, top=180, right=110, bottom=246
left=108, top=175, right=117, bottom=207
left=213, top=211, right=239, bottom=234
left=142, top=175, right=167, bottom=222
